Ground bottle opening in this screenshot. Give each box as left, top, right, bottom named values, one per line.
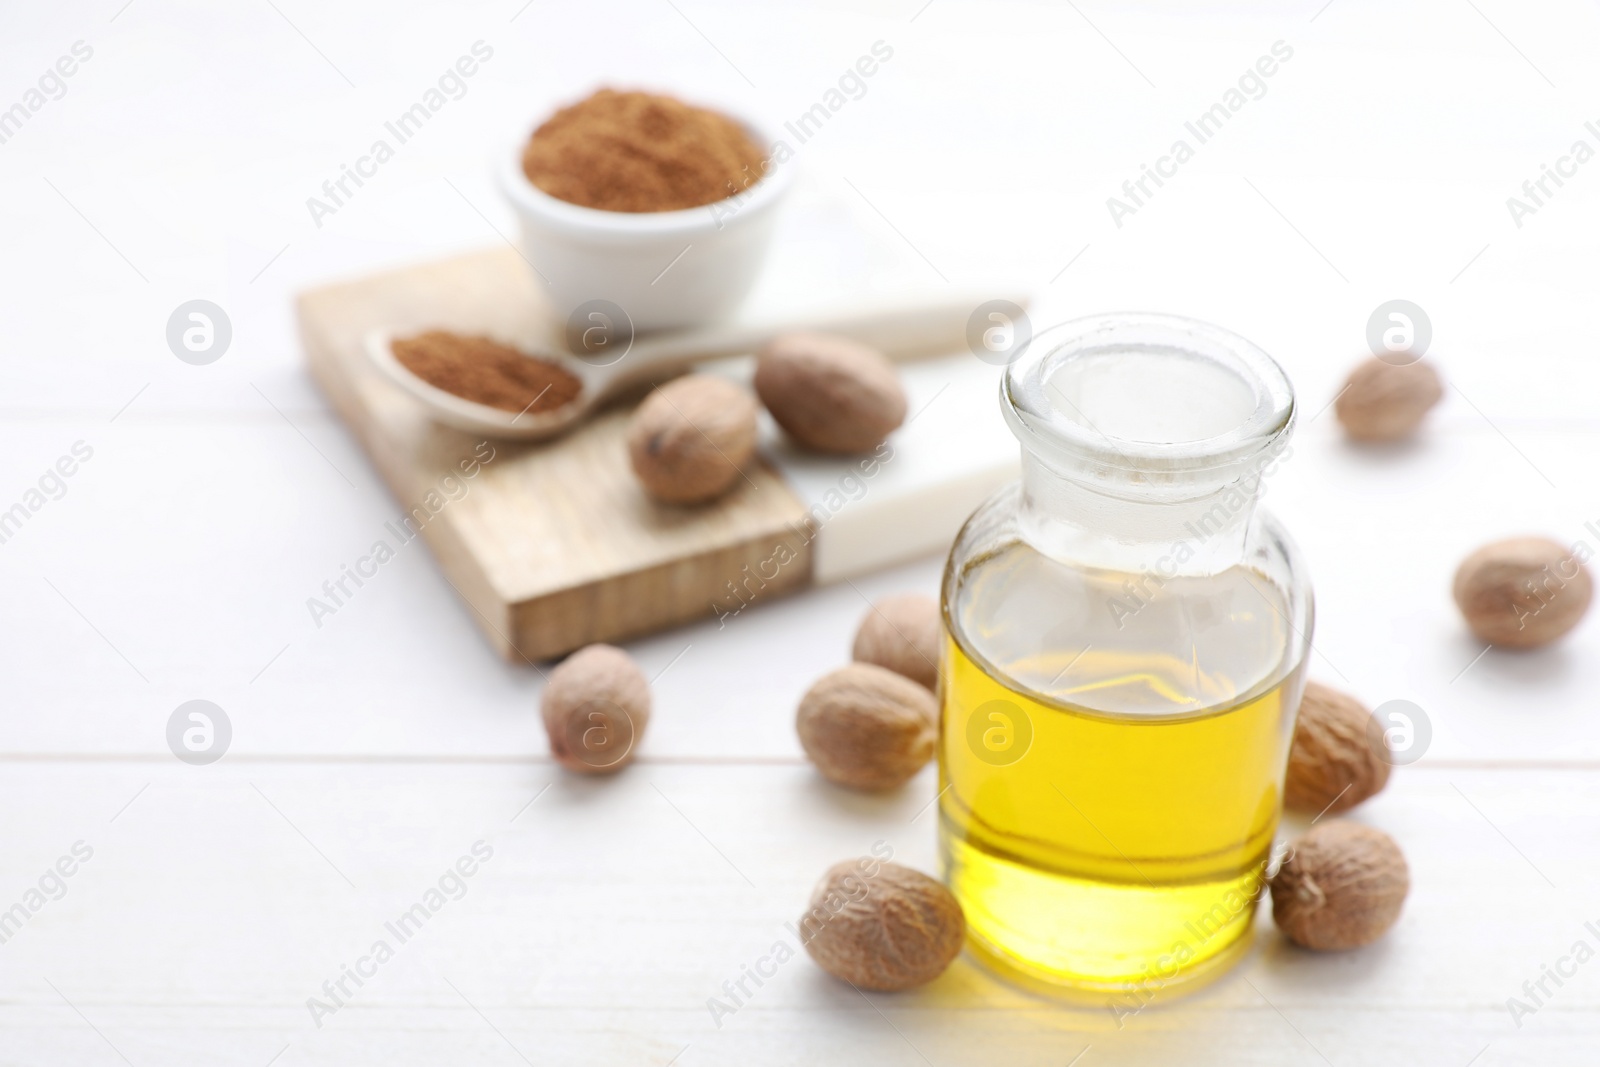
left=1045, top=348, right=1260, bottom=446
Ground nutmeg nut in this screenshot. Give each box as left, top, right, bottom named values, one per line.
left=627, top=375, right=758, bottom=504
left=540, top=644, right=651, bottom=773
left=796, top=664, right=936, bottom=791
left=801, top=858, right=965, bottom=991
left=1333, top=357, right=1443, bottom=442
left=1271, top=821, right=1409, bottom=950
left=754, top=333, right=907, bottom=454
left=1284, top=681, right=1391, bottom=816
left=851, top=593, right=940, bottom=691
left=1453, top=536, right=1593, bottom=649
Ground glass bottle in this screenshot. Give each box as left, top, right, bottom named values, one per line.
left=938, top=312, right=1312, bottom=993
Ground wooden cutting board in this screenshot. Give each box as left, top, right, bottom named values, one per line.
left=297, top=247, right=1018, bottom=662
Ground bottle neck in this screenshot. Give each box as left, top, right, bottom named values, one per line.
left=999, top=313, right=1297, bottom=578
left=1017, top=449, right=1275, bottom=576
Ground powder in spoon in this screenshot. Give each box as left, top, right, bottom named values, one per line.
left=392, top=331, right=582, bottom=415
left=522, top=88, right=767, bottom=212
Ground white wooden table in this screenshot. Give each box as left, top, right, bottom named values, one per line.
left=3, top=1, right=1599, bottom=1063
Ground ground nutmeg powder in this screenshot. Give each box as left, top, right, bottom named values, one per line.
left=392, top=331, right=582, bottom=415
left=522, top=88, right=767, bottom=212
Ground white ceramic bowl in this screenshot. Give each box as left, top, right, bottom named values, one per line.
left=498, top=114, right=794, bottom=333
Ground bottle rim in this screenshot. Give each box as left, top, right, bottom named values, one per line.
left=1001, top=312, right=1296, bottom=481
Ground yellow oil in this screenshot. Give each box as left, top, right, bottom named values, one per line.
left=938, top=541, right=1304, bottom=992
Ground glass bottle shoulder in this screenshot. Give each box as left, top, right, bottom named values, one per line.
left=942, top=482, right=1313, bottom=720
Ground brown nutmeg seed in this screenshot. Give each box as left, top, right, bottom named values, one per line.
left=627, top=375, right=758, bottom=504
left=801, top=859, right=965, bottom=991
left=754, top=332, right=907, bottom=454
left=1453, top=536, right=1593, bottom=649
left=1271, top=821, right=1409, bottom=951
left=540, top=644, right=651, bottom=773
left=1284, top=681, right=1391, bottom=815
left=796, top=664, right=936, bottom=791
left=851, top=593, right=941, bottom=690
left=1334, top=357, right=1443, bottom=442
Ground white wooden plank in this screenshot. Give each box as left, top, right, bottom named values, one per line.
left=3, top=13, right=1599, bottom=426
left=0, top=761, right=1593, bottom=1064
left=3, top=417, right=1600, bottom=763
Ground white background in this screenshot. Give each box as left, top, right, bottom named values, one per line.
left=2, top=0, right=1599, bottom=1064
